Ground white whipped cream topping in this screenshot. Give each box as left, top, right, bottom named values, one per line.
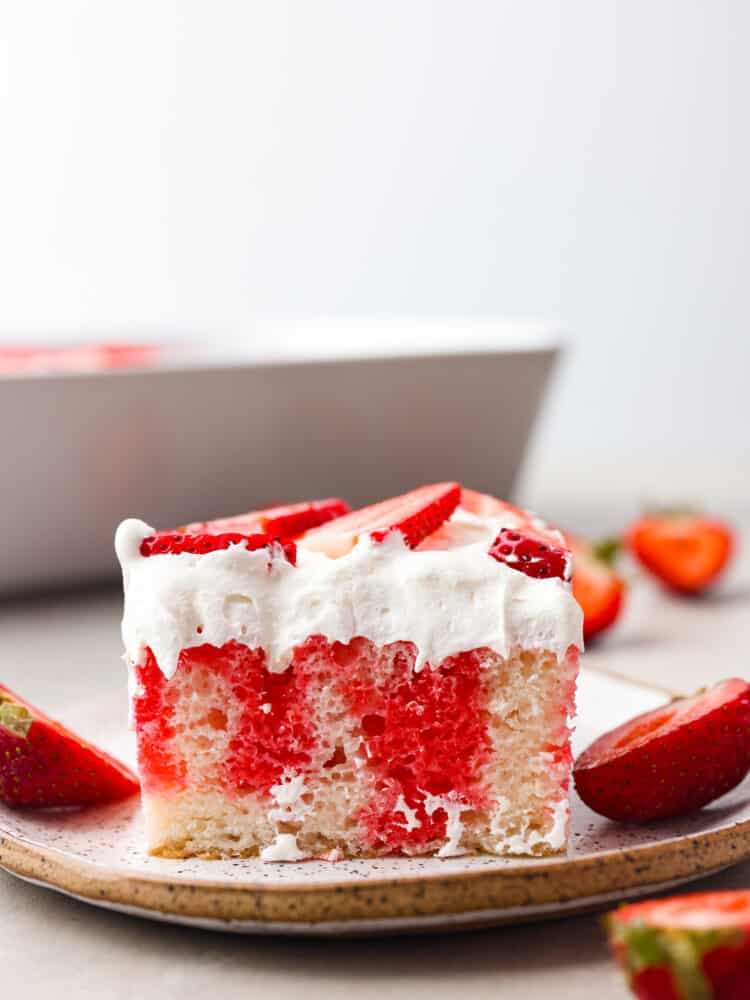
left=115, top=509, right=582, bottom=680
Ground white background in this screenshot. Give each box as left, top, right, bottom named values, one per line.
left=0, top=1, right=747, bottom=516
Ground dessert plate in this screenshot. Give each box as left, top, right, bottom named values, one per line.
left=2, top=667, right=750, bottom=936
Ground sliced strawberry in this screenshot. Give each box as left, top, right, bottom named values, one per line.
left=417, top=519, right=490, bottom=551
left=184, top=498, right=350, bottom=540
left=0, top=683, right=139, bottom=808
left=456, top=486, right=573, bottom=579
left=607, top=891, right=750, bottom=999
left=567, top=534, right=626, bottom=641
left=460, top=487, right=529, bottom=524
left=628, top=512, right=734, bottom=594
left=300, top=483, right=461, bottom=557
left=574, top=678, right=750, bottom=823
left=462, top=488, right=568, bottom=550
left=488, top=527, right=571, bottom=581
left=142, top=498, right=350, bottom=561
left=140, top=532, right=297, bottom=564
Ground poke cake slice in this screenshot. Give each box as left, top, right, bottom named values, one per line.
left=115, top=484, right=583, bottom=861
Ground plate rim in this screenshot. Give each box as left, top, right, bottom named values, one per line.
left=3, top=816, right=750, bottom=928
left=0, top=864, right=737, bottom=937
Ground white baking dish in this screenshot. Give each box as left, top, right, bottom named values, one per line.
left=0, top=319, right=560, bottom=594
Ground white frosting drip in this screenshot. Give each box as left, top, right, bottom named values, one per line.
left=262, top=772, right=312, bottom=862
left=259, top=833, right=306, bottom=862
left=394, top=795, right=422, bottom=832
left=267, top=773, right=310, bottom=826
left=423, top=793, right=470, bottom=858
left=115, top=509, right=582, bottom=680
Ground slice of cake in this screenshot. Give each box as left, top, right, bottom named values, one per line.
left=115, top=484, right=582, bottom=860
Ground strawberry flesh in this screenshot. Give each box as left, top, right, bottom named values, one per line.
left=141, top=498, right=351, bottom=561
left=574, top=678, right=750, bottom=822
left=140, top=531, right=297, bottom=564
left=301, top=483, right=462, bottom=556
left=460, top=488, right=530, bottom=524
left=488, top=527, right=571, bottom=581
left=630, top=967, right=681, bottom=1000
left=608, top=891, right=750, bottom=999
left=0, top=683, right=139, bottom=808
left=184, top=498, right=350, bottom=540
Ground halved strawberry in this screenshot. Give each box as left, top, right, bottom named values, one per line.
left=574, top=678, right=750, bottom=823
left=567, top=534, right=626, bottom=641
left=184, top=498, right=350, bottom=540
left=628, top=512, right=734, bottom=594
left=488, top=528, right=571, bottom=581
left=300, top=483, right=462, bottom=557
left=607, top=891, right=750, bottom=999
left=140, top=531, right=297, bottom=564
left=0, top=684, right=139, bottom=808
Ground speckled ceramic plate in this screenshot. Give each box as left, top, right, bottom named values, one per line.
left=2, top=667, right=750, bottom=936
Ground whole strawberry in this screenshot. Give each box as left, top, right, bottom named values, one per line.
left=574, top=678, right=750, bottom=823
left=628, top=512, right=734, bottom=595
left=567, top=535, right=626, bottom=641
left=607, top=891, right=750, bottom=999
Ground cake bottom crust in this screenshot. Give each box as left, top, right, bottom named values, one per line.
left=144, top=787, right=568, bottom=861
left=133, top=640, right=578, bottom=861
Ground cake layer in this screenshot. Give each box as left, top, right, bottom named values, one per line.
left=132, top=638, right=578, bottom=859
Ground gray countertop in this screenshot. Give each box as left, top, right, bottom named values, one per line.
left=1, top=537, right=748, bottom=999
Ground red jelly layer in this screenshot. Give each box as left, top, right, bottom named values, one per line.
left=133, top=642, right=317, bottom=796
left=133, top=652, right=187, bottom=792
left=133, top=638, right=494, bottom=853
left=333, top=639, right=493, bottom=851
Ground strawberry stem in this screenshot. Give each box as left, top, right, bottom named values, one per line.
left=0, top=700, right=32, bottom=738
left=593, top=537, right=622, bottom=566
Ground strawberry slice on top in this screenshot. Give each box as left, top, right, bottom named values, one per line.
left=460, top=487, right=530, bottom=524
left=489, top=528, right=572, bottom=581
left=140, top=498, right=350, bottom=562
left=183, top=498, right=350, bottom=540
left=300, top=482, right=462, bottom=557
left=0, top=683, right=139, bottom=808
left=140, top=531, right=298, bottom=563
left=461, top=488, right=572, bottom=581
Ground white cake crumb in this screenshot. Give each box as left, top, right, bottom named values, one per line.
left=394, top=794, right=421, bottom=832
left=260, top=833, right=306, bottom=862
left=423, top=792, right=469, bottom=858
